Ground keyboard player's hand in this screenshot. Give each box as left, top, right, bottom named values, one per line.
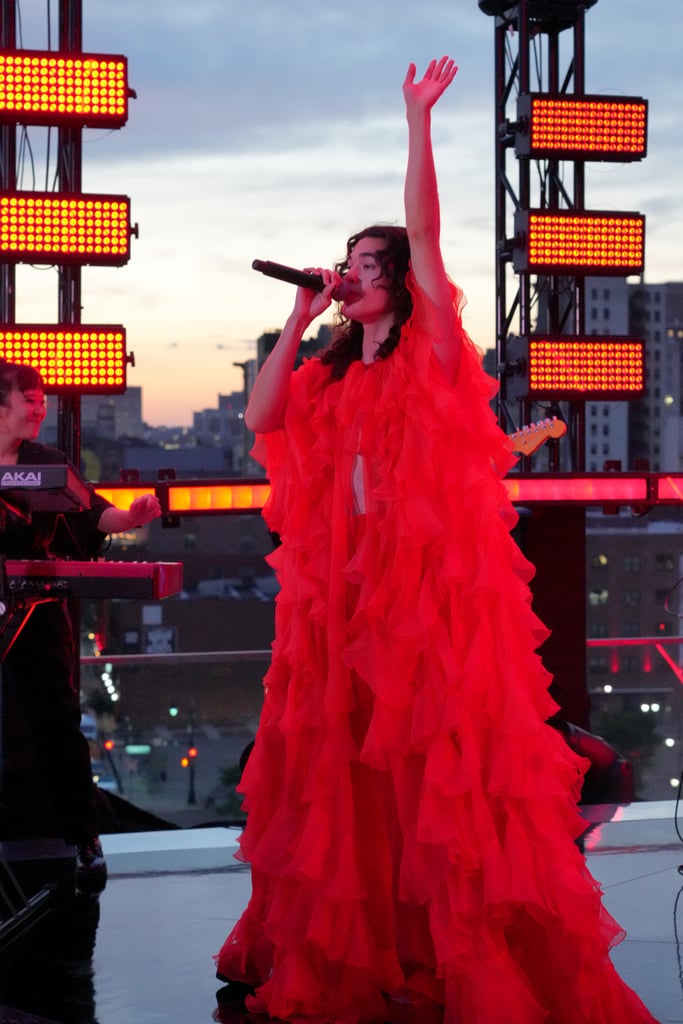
left=127, top=493, right=162, bottom=528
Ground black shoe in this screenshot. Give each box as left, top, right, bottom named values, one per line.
left=76, top=836, right=108, bottom=893
left=215, top=981, right=256, bottom=1005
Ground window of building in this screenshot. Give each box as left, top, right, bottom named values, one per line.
left=622, top=554, right=640, bottom=572
left=588, top=622, right=609, bottom=638
left=591, top=553, right=609, bottom=569
left=622, top=589, right=641, bottom=607
left=621, top=620, right=641, bottom=636
left=622, top=692, right=642, bottom=712
left=656, top=554, right=675, bottom=571
left=588, top=589, right=609, bottom=606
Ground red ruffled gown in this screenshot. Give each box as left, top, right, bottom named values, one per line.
left=215, top=278, right=659, bottom=1024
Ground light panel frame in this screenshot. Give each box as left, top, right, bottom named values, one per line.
left=515, top=334, right=646, bottom=400
left=513, top=209, right=645, bottom=276
left=0, top=190, right=132, bottom=266
left=0, top=49, right=129, bottom=127
left=92, top=474, right=683, bottom=515
left=515, top=93, right=648, bottom=161
left=0, top=323, right=128, bottom=393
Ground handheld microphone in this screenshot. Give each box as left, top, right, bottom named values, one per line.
left=251, top=259, right=358, bottom=303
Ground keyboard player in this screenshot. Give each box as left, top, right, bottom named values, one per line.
left=0, top=358, right=161, bottom=891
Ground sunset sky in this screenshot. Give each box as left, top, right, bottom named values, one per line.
left=13, top=0, right=683, bottom=426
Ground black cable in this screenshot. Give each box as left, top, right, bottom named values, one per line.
left=673, top=885, right=683, bottom=995
left=675, top=769, right=683, bottom=855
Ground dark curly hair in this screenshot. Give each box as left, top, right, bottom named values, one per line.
left=320, top=225, right=412, bottom=381
left=0, top=358, right=44, bottom=407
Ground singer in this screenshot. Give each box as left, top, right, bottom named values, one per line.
left=214, top=59, right=659, bottom=1024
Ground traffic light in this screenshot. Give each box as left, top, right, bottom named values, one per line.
left=181, top=746, right=198, bottom=768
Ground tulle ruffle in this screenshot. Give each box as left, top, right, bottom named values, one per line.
left=215, top=278, right=658, bottom=1023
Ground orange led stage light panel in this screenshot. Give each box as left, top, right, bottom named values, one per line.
left=515, top=94, right=648, bottom=161
left=0, top=324, right=128, bottom=393
left=0, top=191, right=131, bottom=265
left=656, top=476, right=683, bottom=504
left=513, top=210, right=645, bottom=275
left=165, top=482, right=273, bottom=515
left=94, top=481, right=273, bottom=516
left=518, top=335, right=645, bottom=400
left=95, top=485, right=156, bottom=509
left=504, top=474, right=650, bottom=505
left=95, top=476, right=659, bottom=513
left=0, top=50, right=129, bottom=127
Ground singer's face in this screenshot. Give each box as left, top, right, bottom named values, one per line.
left=341, top=242, right=392, bottom=323
left=0, top=387, right=47, bottom=441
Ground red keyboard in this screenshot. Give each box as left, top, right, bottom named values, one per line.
left=2, top=559, right=183, bottom=600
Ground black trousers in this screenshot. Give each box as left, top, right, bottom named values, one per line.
left=0, top=600, right=99, bottom=845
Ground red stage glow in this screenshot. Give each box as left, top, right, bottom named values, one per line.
left=504, top=475, right=649, bottom=505
left=656, top=477, right=683, bottom=502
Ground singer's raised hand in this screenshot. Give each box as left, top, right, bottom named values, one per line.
left=403, top=56, right=458, bottom=115
left=403, top=56, right=460, bottom=381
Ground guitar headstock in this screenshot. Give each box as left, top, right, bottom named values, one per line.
left=509, top=416, right=567, bottom=456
